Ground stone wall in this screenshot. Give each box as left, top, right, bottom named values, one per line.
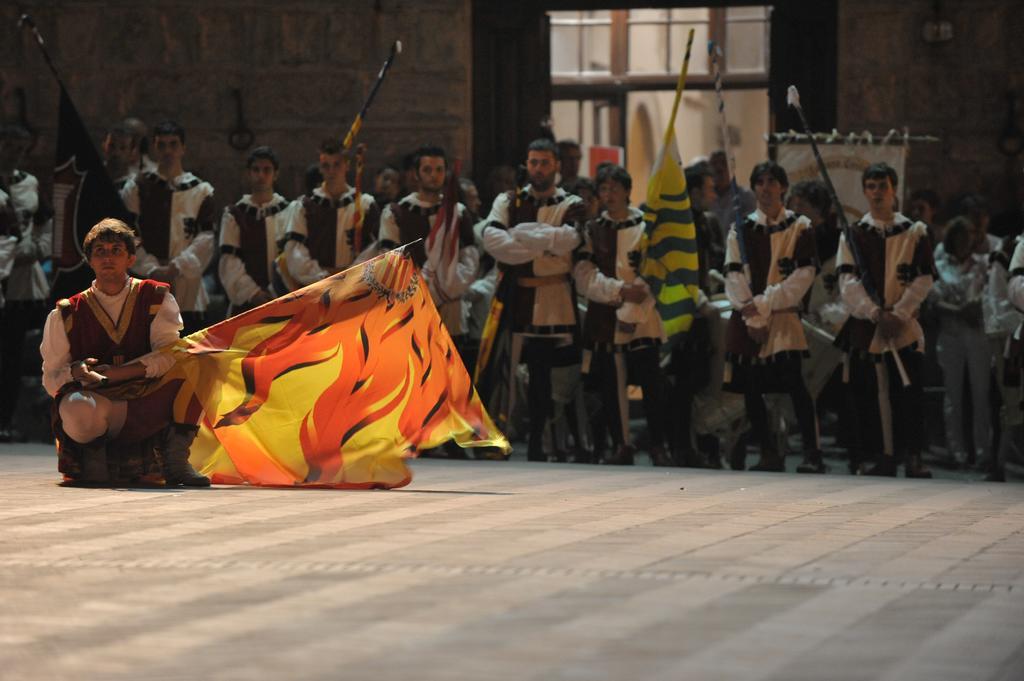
left=4, top=1, right=1022, bottom=221
left=837, top=0, right=1024, bottom=217
left=0, top=0, right=472, bottom=204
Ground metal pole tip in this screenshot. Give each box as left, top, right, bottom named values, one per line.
left=786, top=85, right=800, bottom=108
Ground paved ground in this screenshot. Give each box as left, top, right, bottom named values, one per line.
left=1, top=443, right=1023, bottom=681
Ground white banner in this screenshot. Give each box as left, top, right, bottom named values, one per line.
left=776, top=143, right=908, bottom=224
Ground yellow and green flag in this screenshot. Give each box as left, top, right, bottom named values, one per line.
left=640, top=28, right=700, bottom=345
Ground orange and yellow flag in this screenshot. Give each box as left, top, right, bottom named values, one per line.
left=167, top=250, right=509, bottom=489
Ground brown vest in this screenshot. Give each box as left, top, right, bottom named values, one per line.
left=838, top=218, right=933, bottom=353
left=225, top=199, right=288, bottom=288
left=491, top=190, right=577, bottom=330
left=391, top=199, right=472, bottom=269
left=301, top=193, right=342, bottom=269
left=580, top=214, right=644, bottom=346
left=724, top=215, right=817, bottom=359
left=136, top=173, right=212, bottom=261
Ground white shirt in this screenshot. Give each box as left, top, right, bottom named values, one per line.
left=40, top=277, right=183, bottom=397
left=219, top=193, right=292, bottom=305
left=838, top=212, right=932, bottom=323
left=285, top=186, right=378, bottom=286
left=121, top=170, right=216, bottom=312
left=1007, top=236, right=1024, bottom=340
left=4, top=170, right=52, bottom=302
left=574, top=207, right=664, bottom=344
left=0, top=188, right=17, bottom=308
left=724, top=207, right=816, bottom=327
left=380, top=192, right=480, bottom=334
left=482, top=186, right=583, bottom=332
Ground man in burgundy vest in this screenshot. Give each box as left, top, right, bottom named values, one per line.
left=40, top=218, right=208, bottom=487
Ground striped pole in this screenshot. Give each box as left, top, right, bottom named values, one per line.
left=787, top=85, right=910, bottom=388
left=353, top=143, right=367, bottom=254
left=709, top=41, right=751, bottom=283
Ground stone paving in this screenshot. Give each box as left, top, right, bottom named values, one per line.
left=1, top=443, right=1023, bottom=681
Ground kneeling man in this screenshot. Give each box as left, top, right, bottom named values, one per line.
left=40, top=218, right=209, bottom=486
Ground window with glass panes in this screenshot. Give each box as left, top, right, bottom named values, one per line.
left=552, top=7, right=769, bottom=85
left=550, top=10, right=613, bottom=76
left=549, top=7, right=771, bottom=195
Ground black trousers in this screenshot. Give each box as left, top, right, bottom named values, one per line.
left=521, top=338, right=579, bottom=457
left=736, top=357, right=819, bottom=456
left=629, top=345, right=668, bottom=449
left=0, top=301, right=45, bottom=426
left=585, top=345, right=668, bottom=450
left=668, top=317, right=712, bottom=454
left=586, top=351, right=627, bottom=448
left=180, top=311, right=207, bottom=336
left=849, top=349, right=925, bottom=459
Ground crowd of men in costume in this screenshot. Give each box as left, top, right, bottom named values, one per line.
left=0, top=118, right=1021, bottom=485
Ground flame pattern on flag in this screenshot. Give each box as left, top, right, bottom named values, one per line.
left=167, top=250, right=509, bottom=489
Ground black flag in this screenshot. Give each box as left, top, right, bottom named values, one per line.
left=50, top=85, right=130, bottom=301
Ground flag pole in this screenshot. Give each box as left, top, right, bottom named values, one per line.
left=709, top=41, right=751, bottom=283
left=18, top=14, right=65, bottom=87
left=664, top=30, right=695, bottom=148
left=786, top=85, right=910, bottom=387
left=19, top=13, right=132, bottom=300
left=638, top=28, right=699, bottom=347
left=340, top=41, right=402, bottom=152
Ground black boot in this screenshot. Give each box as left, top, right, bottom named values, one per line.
left=604, top=444, right=635, bottom=465
left=796, top=450, right=827, bottom=474
left=526, top=449, right=547, bottom=462
left=697, top=434, right=722, bottom=469
left=472, top=446, right=509, bottom=461
left=729, top=436, right=747, bottom=471
left=570, top=448, right=595, bottom=464
left=904, top=452, right=932, bottom=479
left=750, top=440, right=785, bottom=472
left=527, top=429, right=546, bottom=462
left=68, top=436, right=110, bottom=486
left=649, top=444, right=674, bottom=467
left=442, top=440, right=468, bottom=460
left=750, top=453, right=785, bottom=472
left=674, top=447, right=707, bottom=468
left=985, top=467, right=1006, bottom=483
left=157, top=424, right=210, bottom=487
left=864, top=455, right=898, bottom=477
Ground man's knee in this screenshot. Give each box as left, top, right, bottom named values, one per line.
left=59, top=392, right=108, bottom=443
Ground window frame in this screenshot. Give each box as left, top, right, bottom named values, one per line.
left=551, top=7, right=770, bottom=92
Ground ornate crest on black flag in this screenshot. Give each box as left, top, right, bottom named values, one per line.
left=52, top=151, right=87, bottom=268
left=50, top=86, right=130, bottom=301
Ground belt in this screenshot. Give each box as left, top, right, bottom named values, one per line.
left=517, top=274, right=570, bottom=288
